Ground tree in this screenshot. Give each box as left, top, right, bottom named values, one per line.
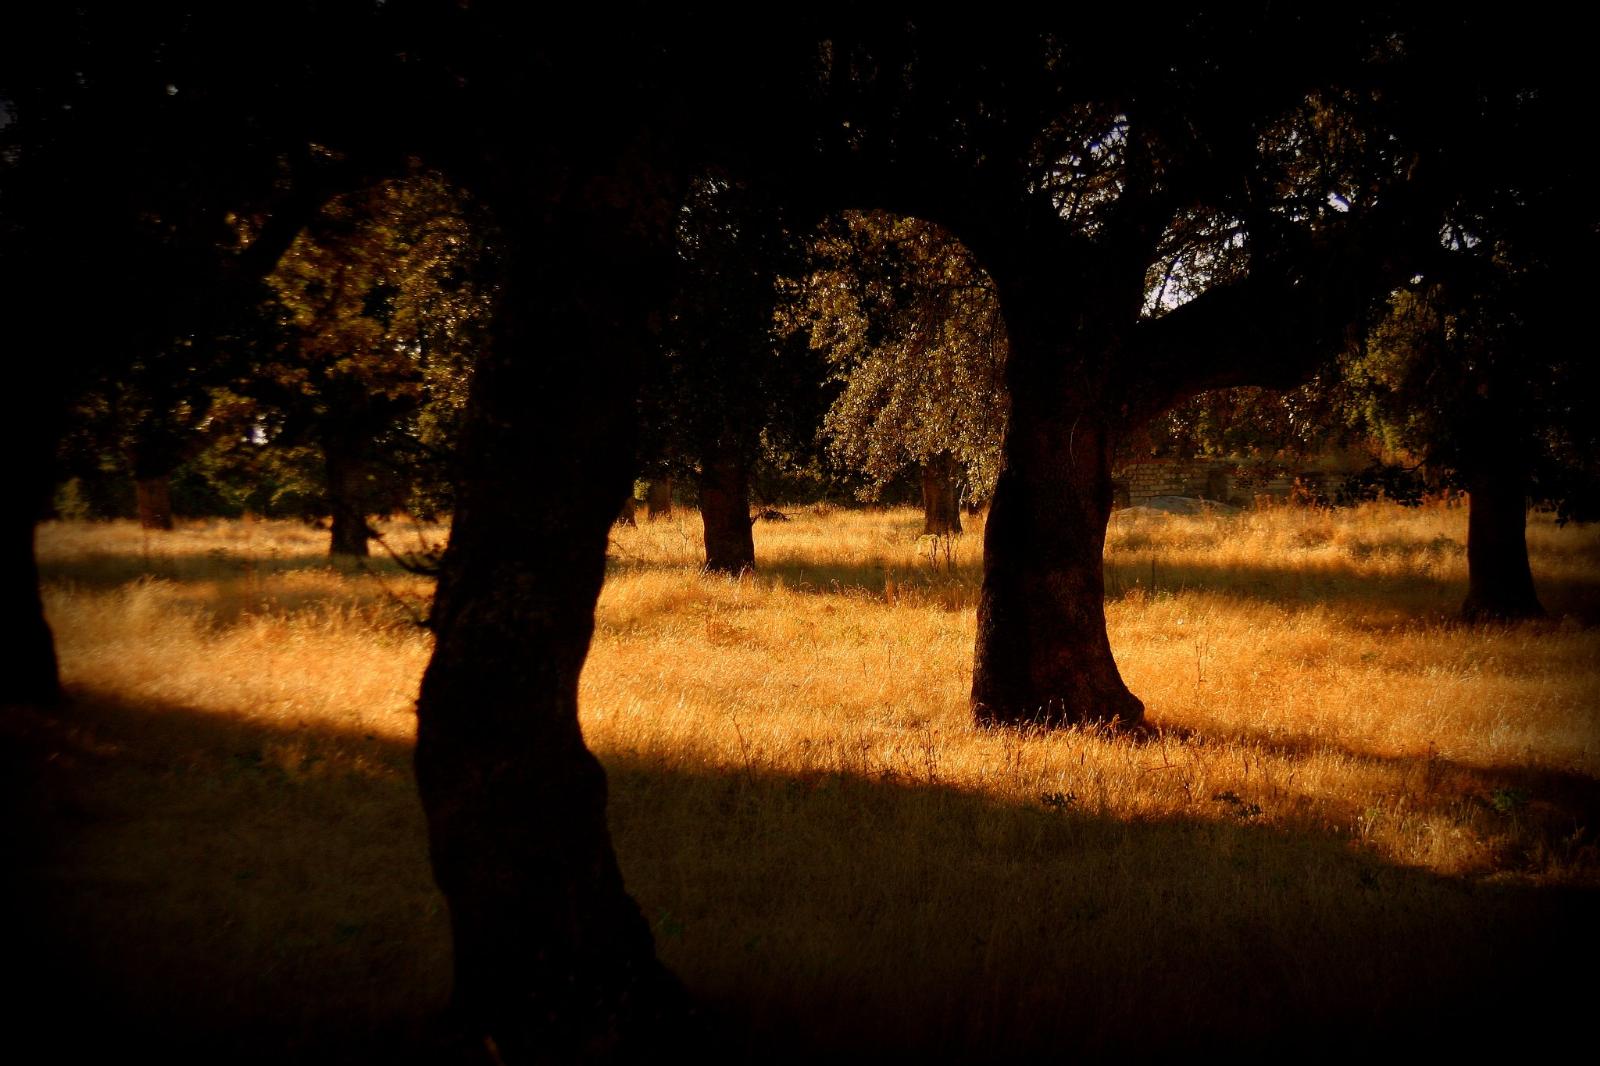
left=783, top=211, right=1008, bottom=535
left=645, top=174, right=782, bottom=573
left=768, top=13, right=1458, bottom=727
left=1338, top=34, right=1596, bottom=622
left=255, top=170, right=490, bottom=556
left=1355, top=275, right=1594, bottom=620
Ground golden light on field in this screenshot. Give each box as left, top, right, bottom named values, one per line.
left=19, top=502, right=1600, bottom=1057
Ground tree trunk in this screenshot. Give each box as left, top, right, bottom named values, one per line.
left=920, top=452, right=963, bottom=536
left=970, top=312, right=1143, bottom=729
left=1461, top=462, right=1544, bottom=622
left=698, top=442, right=755, bottom=574
left=324, top=439, right=371, bottom=558
left=135, top=475, right=174, bottom=531
left=2, top=501, right=60, bottom=708
left=412, top=195, right=684, bottom=1059
left=644, top=479, right=673, bottom=521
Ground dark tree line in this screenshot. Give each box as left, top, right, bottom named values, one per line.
left=5, top=5, right=1592, bottom=1059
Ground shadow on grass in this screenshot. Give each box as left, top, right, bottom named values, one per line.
left=44, top=537, right=1596, bottom=629
left=607, top=549, right=1600, bottom=627
left=7, top=687, right=1597, bottom=1062
left=4, top=688, right=449, bottom=1066
left=1129, top=720, right=1600, bottom=883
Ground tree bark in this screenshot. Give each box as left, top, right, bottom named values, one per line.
left=698, top=442, right=755, bottom=574
left=324, top=438, right=371, bottom=558
left=1461, top=462, right=1544, bottom=622
left=920, top=452, right=963, bottom=536
left=135, top=475, right=174, bottom=531
left=2, top=499, right=60, bottom=708
left=970, top=295, right=1144, bottom=729
left=412, top=181, right=685, bottom=1058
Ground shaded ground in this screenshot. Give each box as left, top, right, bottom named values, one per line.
left=7, top=686, right=1596, bottom=1063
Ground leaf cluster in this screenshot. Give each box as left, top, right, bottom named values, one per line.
left=779, top=211, right=1007, bottom=505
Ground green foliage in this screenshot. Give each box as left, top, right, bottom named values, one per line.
left=1332, top=462, right=1428, bottom=507
left=638, top=172, right=824, bottom=493
left=1337, top=53, right=1599, bottom=522
left=1349, top=246, right=1597, bottom=519
left=1128, top=379, right=1364, bottom=463
left=242, top=170, right=493, bottom=523
left=51, top=479, right=94, bottom=522
left=779, top=212, right=1007, bottom=506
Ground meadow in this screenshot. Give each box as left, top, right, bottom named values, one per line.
left=12, top=501, right=1600, bottom=1061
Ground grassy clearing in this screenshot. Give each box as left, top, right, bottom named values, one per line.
left=13, top=503, right=1600, bottom=1060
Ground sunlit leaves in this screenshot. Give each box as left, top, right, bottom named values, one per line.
left=1141, top=207, right=1248, bottom=318
left=265, top=171, right=488, bottom=416
left=782, top=211, right=1007, bottom=505
left=241, top=170, right=493, bottom=517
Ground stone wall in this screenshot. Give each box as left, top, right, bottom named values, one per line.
left=1111, top=457, right=1347, bottom=508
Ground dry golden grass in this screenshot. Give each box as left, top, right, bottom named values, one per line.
left=13, top=502, right=1600, bottom=1060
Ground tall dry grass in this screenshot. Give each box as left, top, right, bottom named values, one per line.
left=14, top=503, right=1600, bottom=1060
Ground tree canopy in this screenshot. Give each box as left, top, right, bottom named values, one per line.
left=784, top=212, right=1008, bottom=521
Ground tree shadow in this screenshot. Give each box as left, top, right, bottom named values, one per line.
left=8, top=687, right=1596, bottom=1062
left=1103, top=555, right=1600, bottom=623
left=4, top=688, right=449, bottom=1065
left=1129, top=720, right=1600, bottom=878
left=607, top=549, right=1600, bottom=628
left=604, top=753, right=1598, bottom=1061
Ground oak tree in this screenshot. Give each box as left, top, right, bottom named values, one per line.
left=784, top=211, right=1007, bottom=535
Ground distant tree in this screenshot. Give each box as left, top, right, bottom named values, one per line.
left=642, top=172, right=821, bottom=573
left=1341, top=52, right=1596, bottom=621
left=55, top=353, right=259, bottom=528
left=1353, top=277, right=1594, bottom=620
left=252, top=171, right=490, bottom=556
left=782, top=212, right=1007, bottom=534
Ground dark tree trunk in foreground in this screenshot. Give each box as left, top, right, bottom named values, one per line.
left=972, top=313, right=1143, bottom=728
left=135, top=476, right=174, bottom=531
left=920, top=452, right=963, bottom=536
left=413, top=176, right=685, bottom=1057
left=1462, top=462, right=1544, bottom=622
left=698, top=441, right=755, bottom=574
left=3, top=497, right=60, bottom=708
left=324, top=439, right=371, bottom=558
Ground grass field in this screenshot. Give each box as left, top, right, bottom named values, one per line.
left=11, top=502, right=1600, bottom=1061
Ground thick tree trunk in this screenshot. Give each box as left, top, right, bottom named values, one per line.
left=644, top=479, right=673, bottom=521
left=134, top=475, right=174, bottom=531
left=3, top=502, right=60, bottom=708
left=920, top=452, right=963, bottom=536
left=1461, top=463, right=1544, bottom=622
left=971, top=311, right=1143, bottom=729
left=324, top=440, right=371, bottom=558
left=413, top=197, right=684, bottom=1059
left=698, top=443, right=755, bottom=574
